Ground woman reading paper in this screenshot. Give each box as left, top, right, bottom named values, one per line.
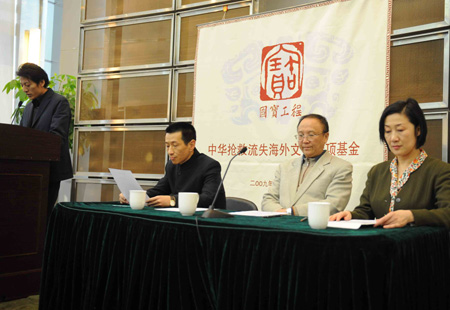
left=330, top=98, right=450, bottom=228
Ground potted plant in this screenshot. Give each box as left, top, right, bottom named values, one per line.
left=2, top=74, right=97, bottom=151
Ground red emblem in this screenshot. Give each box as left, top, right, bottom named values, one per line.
left=260, top=42, right=304, bottom=101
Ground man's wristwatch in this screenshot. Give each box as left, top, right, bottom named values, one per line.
left=170, top=196, right=176, bottom=207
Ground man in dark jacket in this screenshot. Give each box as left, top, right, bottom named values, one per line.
left=18, top=63, right=73, bottom=216
left=119, top=122, right=226, bottom=208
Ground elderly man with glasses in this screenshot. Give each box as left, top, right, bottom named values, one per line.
left=262, top=114, right=353, bottom=216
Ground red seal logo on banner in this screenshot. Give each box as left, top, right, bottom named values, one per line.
left=260, top=42, right=304, bottom=101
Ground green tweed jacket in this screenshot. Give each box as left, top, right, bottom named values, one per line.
left=351, top=156, right=450, bottom=228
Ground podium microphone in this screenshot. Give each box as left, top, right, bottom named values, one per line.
left=11, top=101, right=23, bottom=125
left=201, top=146, right=247, bottom=218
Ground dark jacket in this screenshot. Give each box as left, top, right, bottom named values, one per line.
left=351, top=156, right=450, bottom=228
left=20, top=88, right=73, bottom=182
left=147, top=148, right=226, bottom=209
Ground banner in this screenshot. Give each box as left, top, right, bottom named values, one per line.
left=194, top=0, right=391, bottom=210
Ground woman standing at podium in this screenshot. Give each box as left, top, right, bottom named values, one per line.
left=330, top=98, right=450, bottom=228
left=17, top=63, right=73, bottom=217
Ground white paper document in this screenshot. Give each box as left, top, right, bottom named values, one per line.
left=229, top=210, right=284, bottom=218
left=154, top=208, right=208, bottom=212
left=327, top=219, right=376, bottom=230
left=109, top=168, right=149, bottom=201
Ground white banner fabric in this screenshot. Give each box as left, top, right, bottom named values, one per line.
left=193, top=0, right=391, bottom=210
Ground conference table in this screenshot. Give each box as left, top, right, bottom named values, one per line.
left=39, top=202, right=450, bottom=310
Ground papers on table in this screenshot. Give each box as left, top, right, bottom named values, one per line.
left=154, top=209, right=280, bottom=217
left=327, top=219, right=376, bottom=229
left=229, top=210, right=285, bottom=218
left=109, top=168, right=149, bottom=201
left=112, top=204, right=129, bottom=208
left=154, top=208, right=208, bottom=212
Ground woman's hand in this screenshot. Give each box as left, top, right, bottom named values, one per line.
left=329, top=210, right=352, bottom=221
left=374, top=210, right=414, bottom=229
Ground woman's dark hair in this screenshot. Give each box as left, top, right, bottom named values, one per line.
left=379, top=98, right=427, bottom=149
left=166, top=122, right=196, bottom=145
left=16, top=63, right=49, bottom=88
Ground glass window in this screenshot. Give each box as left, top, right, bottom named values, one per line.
left=75, top=127, right=166, bottom=176
left=390, top=36, right=445, bottom=106
left=181, top=0, right=219, bottom=6
left=177, top=0, right=232, bottom=9
left=425, top=117, right=444, bottom=160
left=84, top=0, right=173, bottom=22
left=392, top=0, right=445, bottom=32
left=81, top=17, right=172, bottom=72
left=424, top=113, right=448, bottom=161
left=178, top=5, right=251, bottom=63
left=74, top=180, right=156, bottom=202
left=173, top=69, right=194, bottom=119
left=78, top=72, right=171, bottom=123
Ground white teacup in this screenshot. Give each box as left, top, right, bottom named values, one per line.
left=129, top=190, right=146, bottom=210
left=307, top=202, right=330, bottom=229
left=178, top=192, right=199, bottom=216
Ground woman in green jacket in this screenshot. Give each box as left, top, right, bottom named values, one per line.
left=330, top=98, right=450, bottom=228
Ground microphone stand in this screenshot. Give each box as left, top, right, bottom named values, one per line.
left=201, top=147, right=247, bottom=218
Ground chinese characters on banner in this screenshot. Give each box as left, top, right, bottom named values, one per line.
left=261, top=42, right=304, bottom=101
left=250, top=180, right=273, bottom=188
left=260, top=103, right=302, bottom=118
left=194, top=0, right=390, bottom=209
left=207, top=141, right=361, bottom=157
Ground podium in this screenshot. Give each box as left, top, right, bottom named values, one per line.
left=0, top=123, right=61, bottom=301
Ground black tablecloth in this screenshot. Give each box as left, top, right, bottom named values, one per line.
left=39, top=202, right=450, bottom=310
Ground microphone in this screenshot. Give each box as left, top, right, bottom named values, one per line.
left=11, top=101, right=23, bottom=125
left=202, top=146, right=248, bottom=218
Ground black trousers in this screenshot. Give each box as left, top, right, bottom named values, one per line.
left=48, top=181, right=61, bottom=218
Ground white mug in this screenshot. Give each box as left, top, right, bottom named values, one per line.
left=307, top=202, right=330, bottom=229
left=178, top=192, right=199, bottom=216
left=129, top=190, right=146, bottom=210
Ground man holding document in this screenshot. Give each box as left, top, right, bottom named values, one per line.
left=119, top=122, right=226, bottom=208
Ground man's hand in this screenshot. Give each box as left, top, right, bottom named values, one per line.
left=374, top=210, right=414, bottom=229
left=329, top=210, right=352, bottom=221
left=119, top=193, right=129, bottom=204
left=147, top=195, right=171, bottom=207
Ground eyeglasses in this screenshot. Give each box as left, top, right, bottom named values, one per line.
left=295, top=133, right=325, bottom=141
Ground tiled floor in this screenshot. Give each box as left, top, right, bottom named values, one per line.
left=0, top=296, right=39, bottom=310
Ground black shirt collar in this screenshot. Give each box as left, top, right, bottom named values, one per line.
left=178, top=148, right=200, bottom=169
left=302, top=150, right=326, bottom=164
left=32, top=88, right=50, bottom=107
